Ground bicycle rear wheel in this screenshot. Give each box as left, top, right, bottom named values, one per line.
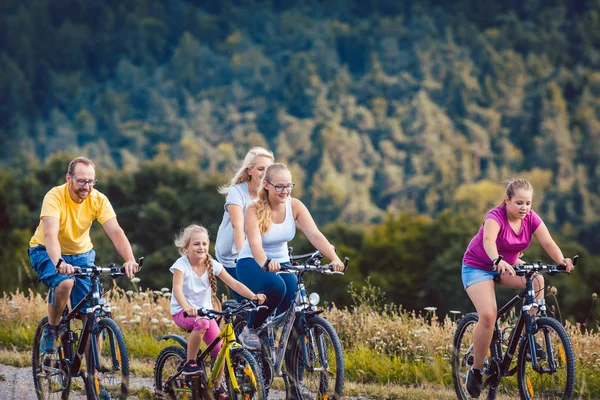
left=89, top=318, right=130, bottom=399
left=286, top=316, right=344, bottom=399
left=32, top=317, right=71, bottom=400
left=517, top=317, right=575, bottom=399
left=227, top=347, right=266, bottom=400
left=452, top=312, right=498, bottom=400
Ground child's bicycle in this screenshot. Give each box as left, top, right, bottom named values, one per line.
left=452, top=256, right=578, bottom=399
left=32, top=257, right=144, bottom=400
left=154, top=300, right=267, bottom=399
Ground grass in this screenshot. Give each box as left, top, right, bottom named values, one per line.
left=1, top=281, right=599, bottom=398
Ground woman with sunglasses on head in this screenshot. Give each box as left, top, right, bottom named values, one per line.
left=214, top=148, right=274, bottom=301
left=235, top=163, right=345, bottom=349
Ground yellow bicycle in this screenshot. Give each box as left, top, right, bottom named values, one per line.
left=154, top=300, right=267, bottom=399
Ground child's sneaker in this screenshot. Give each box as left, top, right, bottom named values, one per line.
left=181, top=360, right=203, bottom=376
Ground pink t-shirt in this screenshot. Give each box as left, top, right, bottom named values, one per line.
left=462, top=205, right=543, bottom=271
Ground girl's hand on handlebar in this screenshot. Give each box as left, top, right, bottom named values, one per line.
left=561, top=258, right=574, bottom=272
left=498, top=260, right=515, bottom=276
left=252, top=293, right=267, bottom=305
left=184, top=307, right=197, bottom=318
left=266, top=260, right=281, bottom=272
left=330, top=258, right=345, bottom=272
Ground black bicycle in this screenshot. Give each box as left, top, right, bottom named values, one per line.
left=231, top=249, right=348, bottom=399
left=32, top=257, right=143, bottom=400
left=452, top=256, right=577, bottom=399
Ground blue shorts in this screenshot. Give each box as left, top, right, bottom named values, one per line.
left=28, top=245, right=97, bottom=308
left=461, top=264, right=499, bottom=290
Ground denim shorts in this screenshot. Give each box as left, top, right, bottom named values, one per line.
left=28, top=245, right=96, bottom=308
left=461, top=264, right=499, bottom=289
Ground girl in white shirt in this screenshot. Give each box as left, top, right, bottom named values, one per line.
left=170, top=224, right=265, bottom=380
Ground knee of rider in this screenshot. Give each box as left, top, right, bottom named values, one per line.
left=479, top=310, right=497, bottom=328
left=533, top=273, right=545, bottom=291
left=193, top=318, right=210, bottom=331
left=55, top=279, right=75, bottom=294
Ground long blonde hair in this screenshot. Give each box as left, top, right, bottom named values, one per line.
left=255, top=163, right=289, bottom=236
left=218, top=147, right=274, bottom=195
left=174, top=224, right=221, bottom=310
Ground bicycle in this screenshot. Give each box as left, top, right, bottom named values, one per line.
left=154, top=300, right=267, bottom=399
left=234, top=249, right=348, bottom=399
left=452, top=256, right=578, bottom=399
left=32, top=257, right=144, bottom=400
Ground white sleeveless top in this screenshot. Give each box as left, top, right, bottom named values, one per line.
left=238, top=197, right=296, bottom=263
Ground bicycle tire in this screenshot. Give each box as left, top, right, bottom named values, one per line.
left=286, top=316, right=344, bottom=400
left=32, top=317, right=71, bottom=400
left=516, top=317, right=575, bottom=399
left=452, top=312, right=499, bottom=400
left=226, top=347, right=267, bottom=400
left=154, top=346, right=189, bottom=399
left=88, top=318, right=130, bottom=400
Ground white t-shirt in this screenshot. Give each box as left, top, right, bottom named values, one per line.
left=215, top=182, right=254, bottom=267
left=169, top=255, right=224, bottom=315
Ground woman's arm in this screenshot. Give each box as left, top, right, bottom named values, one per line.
left=245, top=204, right=269, bottom=267
left=293, top=199, right=344, bottom=271
left=172, top=269, right=197, bottom=316
left=227, top=204, right=245, bottom=253
left=482, top=219, right=515, bottom=275
left=218, top=268, right=266, bottom=304
left=533, top=222, right=574, bottom=271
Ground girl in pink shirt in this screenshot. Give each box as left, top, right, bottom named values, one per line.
left=461, top=179, right=575, bottom=398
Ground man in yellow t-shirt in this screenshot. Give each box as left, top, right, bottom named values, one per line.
left=28, top=156, right=139, bottom=354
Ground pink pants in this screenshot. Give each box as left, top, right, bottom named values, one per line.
left=172, top=310, right=222, bottom=359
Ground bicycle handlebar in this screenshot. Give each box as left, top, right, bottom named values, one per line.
left=513, top=255, right=578, bottom=276
left=261, top=251, right=349, bottom=274
left=183, top=299, right=267, bottom=318
left=71, top=257, right=145, bottom=278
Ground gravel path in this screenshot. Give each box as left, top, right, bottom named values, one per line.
left=0, top=363, right=288, bottom=399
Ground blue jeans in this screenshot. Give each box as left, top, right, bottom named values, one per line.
left=28, top=245, right=97, bottom=309
left=236, top=257, right=298, bottom=328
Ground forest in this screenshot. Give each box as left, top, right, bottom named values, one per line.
left=1, top=0, right=599, bottom=325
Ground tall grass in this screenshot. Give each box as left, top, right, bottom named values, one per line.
left=1, top=280, right=599, bottom=397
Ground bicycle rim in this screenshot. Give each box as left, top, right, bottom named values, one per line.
left=227, top=348, right=266, bottom=400
left=32, top=317, right=71, bottom=400
left=91, top=318, right=130, bottom=399
left=287, top=316, right=344, bottom=399
left=154, top=346, right=192, bottom=399
left=517, top=317, right=575, bottom=399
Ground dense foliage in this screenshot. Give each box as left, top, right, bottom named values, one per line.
left=1, top=0, right=599, bottom=324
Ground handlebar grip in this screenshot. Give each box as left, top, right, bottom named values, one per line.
left=183, top=308, right=208, bottom=318
left=573, top=255, right=578, bottom=266
left=343, top=256, right=349, bottom=272
left=261, top=258, right=271, bottom=272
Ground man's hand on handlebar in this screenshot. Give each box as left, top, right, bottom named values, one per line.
left=122, top=260, right=139, bottom=279
left=56, top=259, right=75, bottom=275
left=265, top=259, right=281, bottom=272
left=251, top=293, right=267, bottom=305
left=330, top=258, right=345, bottom=272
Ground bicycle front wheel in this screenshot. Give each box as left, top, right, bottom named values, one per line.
left=227, top=347, right=266, bottom=400
left=154, top=345, right=190, bottom=399
left=32, top=317, right=71, bottom=400
left=89, top=318, right=130, bottom=399
left=517, top=317, right=575, bottom=399
left=286, top=315, right=344, bottom=399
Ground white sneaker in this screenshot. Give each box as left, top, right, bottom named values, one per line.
left=238, top=326, right=260, bottom=350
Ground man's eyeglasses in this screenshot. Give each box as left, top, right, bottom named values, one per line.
left=70, top=174, right=97, bottom=187
left=266, top=181, right=295, bottom=193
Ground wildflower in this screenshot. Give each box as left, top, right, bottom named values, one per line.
left=424, top=306, right=437, bottom=312
left=593, top=293, right=597, bottom=300
left=116, top=315, right=126, bottom=320
left=161, top=288, right=170, bottom=292
left=126, top=290, right=134, bottom=296
left=161, top=317, right=171, bottom=324
left=132, top=305, right=142, bottom=311
left=449, top=310, right=461, bottom=314
left=151, top=318, right=159, bottom=324
left=129, top=319, right=140, bottom=324
left=548, top=286, right=558, bottom=295
left=130, top=277, right=141, bottom=284
left=139, top=292, right=148, bottom=297
left=143, top=303, right=151, bottom=308
left=162, top=292, right=172, bottom=298
left=111, top=306, right=119, bottom=310
left=155, top=305, right=164, bottom=311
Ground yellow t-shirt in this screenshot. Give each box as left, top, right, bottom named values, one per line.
left=29, top=183, right=116, bottom=255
